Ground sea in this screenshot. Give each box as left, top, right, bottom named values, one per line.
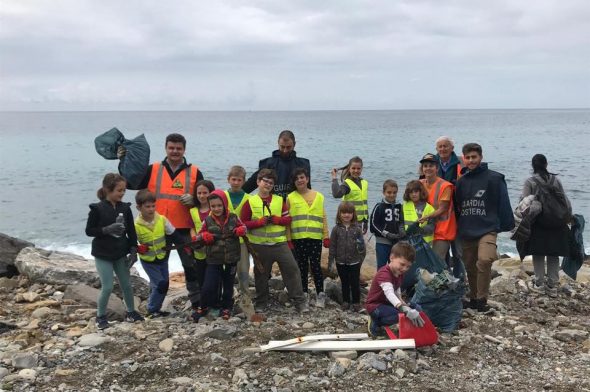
left=1, top=110, right=589, bottom=277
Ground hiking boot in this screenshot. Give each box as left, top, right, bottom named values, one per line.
left=220, top=309, right=231, bottom=320
left=546, top=285, right=558, bottom=298
left=529, top=281, right=545, bottom=295
left=316, top=292, right=326, bottom=308
left=191, top=307, right=208, bottom=323
left=296, top=301, right=310, bottom=313
left=462, top=298, right=478, bottom=309
left=368, top=317, right=381, bottom=338
left=96, top=315, right=109, bottom=330
left=475, top=298, right=492, bottom=313
left=125, top=311, right=145, bottom=323
left=351, top=303, right=362, bottom=313
left=341, top=302, right=350, bottom=311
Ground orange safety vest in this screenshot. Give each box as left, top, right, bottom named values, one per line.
left=147, top=161, right=198, bottom=229
left=421, top=177, right=457, bottom=241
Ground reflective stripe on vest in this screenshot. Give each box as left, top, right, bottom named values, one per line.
left=421, top=177, right=457, bottom=242
left=147, top=161, right=198, bottom=229
left=247, top=195, right=287, bottom=244
left=343, top=178, right=368, bottom=221
left=189, top=207, right=207, bottom=260
left=402, top=201, right=435, bottom=244
left=135, top=215, right=167, bottom=262
left=225, top=190, right=249, bottom=244
left=287, top=191, right=325, bottom=240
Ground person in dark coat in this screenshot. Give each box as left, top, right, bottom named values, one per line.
left=521, top=154, right=571, bottom=297
left=243, top=130, right=311, bottom=199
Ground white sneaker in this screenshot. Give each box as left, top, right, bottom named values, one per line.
left=316, top=292, right=326, bottom=308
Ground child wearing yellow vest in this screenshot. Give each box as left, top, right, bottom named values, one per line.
left=402, top=180, right=435, bottom=244
left=224, top=166, right=251, bottom=297
left=331, top=156, right=369, bottom=233
left=287, top=168, right=330, bottom=308
left=188, top=180, right=215, bottom=321
left=135, top=190, right=180, bottom=318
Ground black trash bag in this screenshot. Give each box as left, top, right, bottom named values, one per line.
left=562, top=214, right=586, bottom=280
left=402, top=235, right=447, bottom=291
left=94, top=128, right=150, bottom=189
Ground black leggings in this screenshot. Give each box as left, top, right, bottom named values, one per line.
left=293, top=238, right=324, bottom=293
left=336, top=263, right=361, bottom=304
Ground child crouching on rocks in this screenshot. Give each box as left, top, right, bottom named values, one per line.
left=365, top=241, right=424, bottom=338
left=85, top=173, right=144, bottom=330
left=192, top=190, right=247, bottom=321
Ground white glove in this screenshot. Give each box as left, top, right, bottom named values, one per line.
left=401, top=306, right=425, bottom=327
left=179, top=193, right=194, bottom=207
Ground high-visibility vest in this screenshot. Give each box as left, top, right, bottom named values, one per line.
left=247, top=195, right=287, bottom=244
left=421, top=177, right=457, bottom=241
left=402, top=201, right=435, bottom=244
left=287, top=191, right=325, bottom=240
left=147, top=161, right=198, bottom=229
left=225, top=190, right=250, bottom=244
left=135, top=214, right=167, bottom=262
left=189, top=207, right=207, bottom=260
left=343, top=178, right=369, bottom=221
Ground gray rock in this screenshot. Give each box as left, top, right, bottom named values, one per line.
left=0, top=367, right=9, bottom=379
left=210, top=352, right=228, bottom=363
left=18, top=368, right=37, bottom=381
left=78, top=333, right=111, bottom=347
left=12, top=353, right=39, bottom=369
left=554, top=329, right=589, bottom=342
left=395, top=367, right=405, bottom=378
left=171, top=376, right=193, bottom=385
left=393, top=349, right=410, bottom=361
left=159, top=338, right=174, bottom=352
left=232, top=368, right=248, bottom=384
left=0, top=232, right=33, bottom=276
left=31, top=306, right=57, bottom=319
left=15, top=247, right=149, bottom=299
left=329, top=351, right=358, bottom=360
left=64, top=284, right=126, bottom=320
left=357, top=352, right=387, bottom=372
left=0, top=277, right=19, bottom=290
left=327, top=361, right=346, bottom=377
left=205, top=327, right=236, bottom=340
left=323, top=278, right=343, bottom=304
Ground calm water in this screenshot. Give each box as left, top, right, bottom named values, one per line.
left=1, top=110, right=589, bottom=272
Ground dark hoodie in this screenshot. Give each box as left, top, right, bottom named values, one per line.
left=436, top=151, right=462, bottom=185
left=85, top=200, right=137, bottom=261
left=243, top=150, right=311, bottom=198
left=200, top=190, right=245, bottom=264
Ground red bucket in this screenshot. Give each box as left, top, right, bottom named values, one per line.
left=385, top=311, right=438, bottom=347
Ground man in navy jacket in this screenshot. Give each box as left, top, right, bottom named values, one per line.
left=455, top=143, right=514, bottom=313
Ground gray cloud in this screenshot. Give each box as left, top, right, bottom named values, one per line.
left=0, top=0, right=589, bottom=110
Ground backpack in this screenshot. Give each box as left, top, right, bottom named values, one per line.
left=531, top=175, right=571, bottom=228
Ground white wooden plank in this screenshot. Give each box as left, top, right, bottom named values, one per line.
left=260, top=333, right=369, bottom=351
left=266, top=339, right=416, bottom=351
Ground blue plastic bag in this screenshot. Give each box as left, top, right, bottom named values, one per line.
left=402, top=235, right=447, bottom=291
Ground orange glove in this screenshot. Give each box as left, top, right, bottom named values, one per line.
left=234, top=226, right=247, bottom=237
left=323, top=238, right=330, bottom=248
left=202, top=232, right=215, bottom=245
left=137, top=244, right=149, bottom=255
left=256, top=217, right=268, bottom=227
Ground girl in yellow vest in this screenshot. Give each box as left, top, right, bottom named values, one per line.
left=402, top=180, right=435, bottom=245
left=331, top=156, right=369, bottom=233
left=188, top=180, right=215, bottom=321
left=287, top=168, right=330, bottom=308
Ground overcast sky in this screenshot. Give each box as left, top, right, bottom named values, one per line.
left=1, top=0, right=589, bottom=110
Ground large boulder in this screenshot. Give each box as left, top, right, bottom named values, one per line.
left=63, top=284, right=127, bottom=320
left=0, top=233, right=34, bottom=277
left=15, top=247, right=149, bottom=299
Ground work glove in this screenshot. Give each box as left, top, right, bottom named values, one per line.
left=401, top=306, right=425, bottom=327
left=271, top=216, right=283, bottom=225
left=117, top=146, right=126, bottom=159
left=323, top=238, right=330, bottom=248
left=127, top=247, right=138, bottom=269
left=179, top=194, right=195, bottom=207
left=287, top=241, right=294, bottom=250
left=102, top=222, right=125, bottom=237
left=234, top=226, right=247, bottom=237
left=202, top=232, right=215, bottom=245
left=137, top=244, right=149, bottom=255
left=255, top=217, right=268, bottom=227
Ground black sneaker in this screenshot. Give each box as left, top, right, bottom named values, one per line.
left=147, top=310, right=171, bottom=319
left=463, top=298, right=478, bottom=309
left=96, top=315, right=110, bottom=330
left=125, top=311, right=145, bottom=322
left=476, top=299, right=492, bottom=313
left=191, top=307, right=207, bottom=323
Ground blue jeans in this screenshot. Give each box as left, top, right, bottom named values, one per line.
left=375, top=242, right=393, bottom=270
left=201, top=263, right=237, bottom=310
left=141, top=260, right=170, bottom=313
left=370, top=302, right=422, bottom=327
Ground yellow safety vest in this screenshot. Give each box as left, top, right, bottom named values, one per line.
left=247, top=195, right=287, bottom=244
left=343, top=178, right=369, bottom=221
left=135, top=214, right=167, bottom=262
left=189, top=207, right=207, bottom=260
left=225, top=190, right=250, bottom=244
left=287, top=191, right=325, bottom=240
left=402, top=201, right=435, bottom=244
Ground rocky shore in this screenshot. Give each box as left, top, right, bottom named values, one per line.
left=1, top=233, right=589, bottom=392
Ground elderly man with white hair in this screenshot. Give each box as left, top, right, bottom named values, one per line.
left=435, top=136, right=462, bottom=186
